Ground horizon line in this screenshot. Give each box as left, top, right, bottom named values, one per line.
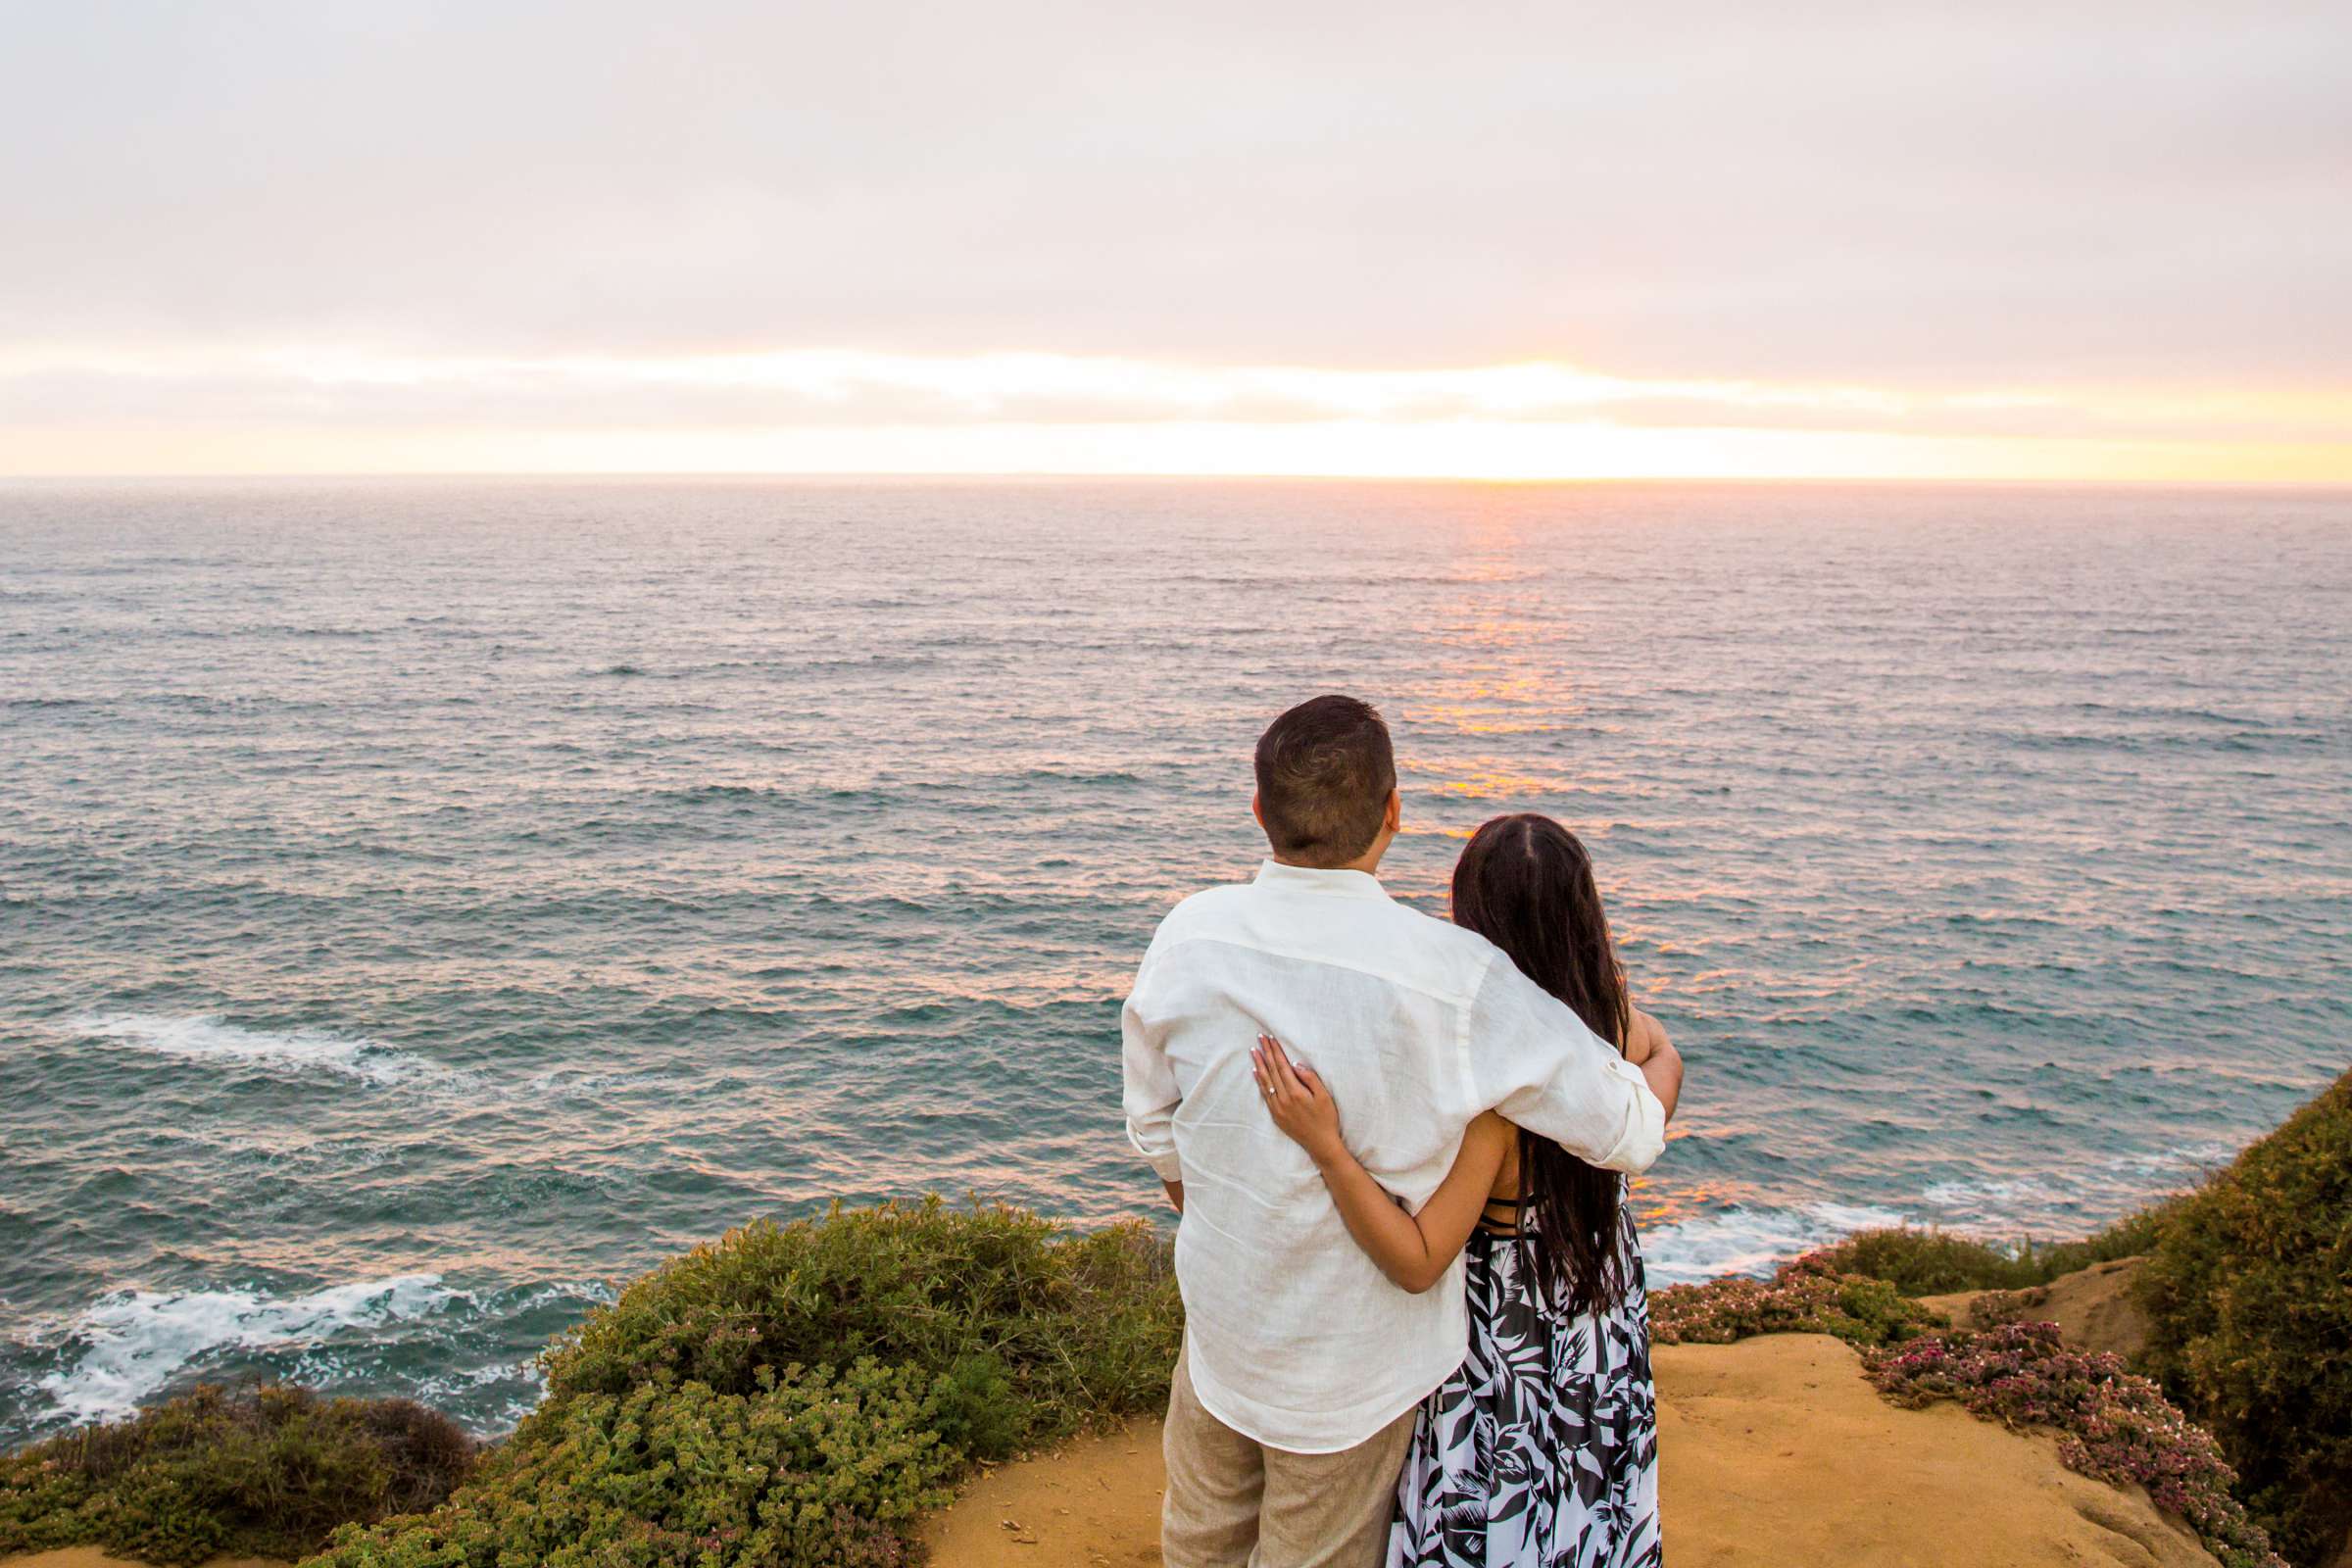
left=7, top=469, right=2351, bottom=490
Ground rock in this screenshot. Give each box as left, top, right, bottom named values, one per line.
left=1919, top=1255, right=2152, bottom=1360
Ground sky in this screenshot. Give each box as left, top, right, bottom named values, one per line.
left=4, top=0, right=2348, bottom=480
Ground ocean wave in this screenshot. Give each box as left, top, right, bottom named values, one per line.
left=63, top=1013, right=469, bottom=1091
left=517, top=1067, right=676, bottom=1103
left=1639, top=1140, right=2232, bottom=1289
left=1917, top=1141, right=2233, bottom=1233
left=35, top=1275, right=462, bottom=1423
left=12, top=1275, right=618, bottom=1439
left=408, top=1356, right=548, bottom=1432
left=1642, top=1201, right=1908, bottom=1287
left=649, top=782, right=911, bottom=810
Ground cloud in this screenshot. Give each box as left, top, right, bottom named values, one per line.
left=4, top=1, right=2349, bottom=384
left=2, top=2, right=2347, bottom=474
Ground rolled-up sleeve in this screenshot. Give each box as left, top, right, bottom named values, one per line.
left=1462, top=955, right=1666, bottom=1173
left=1120, top=978, right=1185, bottom=1183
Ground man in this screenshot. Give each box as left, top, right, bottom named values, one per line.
left=1122, top=695, right=1683, bottom=1568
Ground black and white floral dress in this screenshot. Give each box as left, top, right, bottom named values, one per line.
left=1387, top=1195, right=1661, bottom=1568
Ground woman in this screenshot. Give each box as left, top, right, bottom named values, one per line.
left=1250, top=812, right=1675, bottom=1568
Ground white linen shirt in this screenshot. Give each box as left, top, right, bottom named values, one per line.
left=1121, top=859, right=1666, bottom=1453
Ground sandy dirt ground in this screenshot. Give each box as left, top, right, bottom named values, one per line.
left=921, top=1332, right=2216, bottom=1568
left=1919, top=1255, right=2151, bottom=1359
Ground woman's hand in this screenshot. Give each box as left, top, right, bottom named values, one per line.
left=1251, top=1034, right=1347, bottom=1167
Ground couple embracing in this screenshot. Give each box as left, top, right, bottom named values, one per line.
left=1121, top=696, right=1687, bottom=1568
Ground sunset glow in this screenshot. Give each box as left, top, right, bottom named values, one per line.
left=9, top=347, right=2350, bottom=481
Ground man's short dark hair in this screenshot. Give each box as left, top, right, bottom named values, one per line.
left=1254, top=695, right=1396, bottom=866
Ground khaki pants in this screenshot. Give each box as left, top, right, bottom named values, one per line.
left=1161, top=1338, right=1420, bottom=1568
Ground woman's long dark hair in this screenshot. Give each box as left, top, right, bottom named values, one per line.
left=1451, top=813, right=1633, bottom=1315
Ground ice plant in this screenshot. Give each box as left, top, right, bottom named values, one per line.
left=1867, top=1323, right=2286, bottom=1568
left=1649, top=1250, right=1940, bottom=1348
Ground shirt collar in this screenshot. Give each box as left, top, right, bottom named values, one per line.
left=1252, top=858, right=1393, bottom=900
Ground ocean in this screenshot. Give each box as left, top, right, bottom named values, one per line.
left=2, top=477, right=2346, bottom=1446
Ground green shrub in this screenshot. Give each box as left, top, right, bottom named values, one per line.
left=541, top=1197, right=1181, bottom=1456
left=1810, top=1229, right=2046, bottom=1294
left=1650, top=1251, right=1943, bottom=1348
left=2136, top=1068, right=2352, bottom=1568
left=2022, top=1204, right=2177, bottom=1279
left=0, top=1384, right=475, bottom=1565
left=1815, top=1210, right=2175, bottom=1298
left=308, top=1200, right=1183, bottom=1568
left=313, top=1361, right=956, bottom=1568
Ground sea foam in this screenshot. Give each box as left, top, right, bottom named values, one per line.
left=64, top=1013, right=461, bottom=1090
left=36, top=1275, right=462, bottom=1423
left=1642, top=1201, right=1909, bottom=1287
